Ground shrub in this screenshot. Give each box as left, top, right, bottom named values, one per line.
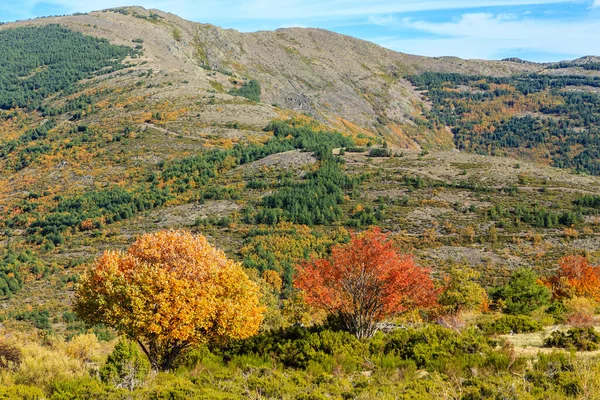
left=477, top=315, right=542, bottom=335
left=0, top=385, right=44, bottom=399
left=381, top=325, right=501, bottom=376
left=229, top=79, right=261, bottom=102
left=544, top=328, right=600, bottom=351
left=563, top=297, right=597, bottom=327
left=13, top=341, right=87, bottom=389
left=0, top=340, right=22, bottom=370
left=218, top=327, right=362, bottom=370
left=14, top=309, right=51, bottom=330
left=526, top=352, right=581, bottom=397
left=100, top=339, right=150, bottom=390
left=549, top=255, right=600, bottom=301
left=49, top=377, right=115, bottom=399
left=368, top=148, right=392, bottom=157
left=64, top=334, right=100, bottom=363
left=438, top=265, right=488, bottom=314
left=489, top=268, right=551, bottom=315
left=345, top=147, right=366, bottom=153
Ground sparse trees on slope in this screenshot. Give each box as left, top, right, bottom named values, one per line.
left=74, top=230, right=264, bottom=371
left=294, top=228, right=438, bottom=339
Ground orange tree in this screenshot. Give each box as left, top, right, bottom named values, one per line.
left=74, top=230, right=264, bottom=371
left=549, top=255, right=600, bottom=301
left=294, top=228, right=438, bottom=339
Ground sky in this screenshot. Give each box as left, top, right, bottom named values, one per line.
left=0, top=0, right=599, bottom=62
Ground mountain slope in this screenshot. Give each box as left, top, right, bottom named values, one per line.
left=1, top=6, right=548, bottom=150
left=1, top=6, right=600, bottom=338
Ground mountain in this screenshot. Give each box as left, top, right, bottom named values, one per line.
left=1, top=6, right=548, bottom=149
left=1, top=5, right=600, bottom=340
left=4, top=6, right=600, bottom=397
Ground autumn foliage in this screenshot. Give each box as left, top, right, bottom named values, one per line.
left=74, top=230, right=264, bottom=370
left=294, top=228, right=438, bottom=338
left=549, top=255, right=600, bottom=301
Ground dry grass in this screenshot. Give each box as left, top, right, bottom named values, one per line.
left=502, top=325, right=600, bottom=358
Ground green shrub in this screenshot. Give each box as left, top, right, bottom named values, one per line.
left=100, top=339, right=149, bottom=390
left=217, top=327, right=362, bottom=370
left=544, top=328, right=600, bottom=351
left=229, top=79, right=261, bottom=102
left=0, top=385, right=44, bottom=400
left=14, top=309, right=51, bottom=330
left=381, top=325, right=495, bottom=374
left=92, top=325, right=116, bottom=342
left=368, top=148, right=392, bottom=157
left=526, top=353, right=581, bottom=396
left=438, top=265, right=488, bottom=314
left=477, top=315, right=542, bottom=335
left=345, top=147, right=366, bottom=153
left=49, top=377, right=112, bottom=399
left=489, top=268, right=551, bottom=315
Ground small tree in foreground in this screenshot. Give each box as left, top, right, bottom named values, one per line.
left=74, top=230, right=264, bottom=371
left=100, top=338, right=149, bottom=390
left=294, top=228, right=438, bottom=339
left=490, top=268, right=551, bottom=315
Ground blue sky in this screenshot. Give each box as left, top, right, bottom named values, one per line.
left=1, top=0, right=599, bottom=62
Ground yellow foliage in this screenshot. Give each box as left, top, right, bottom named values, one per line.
left=262, top=270, right=283, bottom=293
left=63, top=334, right=101, bottom=363
left=563, top=227, right=579, bottom=239
left=13, top=341, right=87, bottom=389
left=352, top=204, right=364, bottom=215
left=460, top=226, right=476, bottom=243
left=75, top=229, right=264, bottom=370
left=241, top=222, right=348, bottom=276
left=422, top=228, right=437, bottom=244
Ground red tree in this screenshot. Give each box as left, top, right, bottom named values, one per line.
left=549, top=255, right=600, bottom=301
left=294, top=228, right=438, bottom=338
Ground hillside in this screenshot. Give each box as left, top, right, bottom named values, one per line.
left=0, top=0, right=597, bottom=306
left=0, top=1, right=598, bottom=319
left=0, top=6, right=548, bottom=149
left=2, top=6, right=600, bottom=398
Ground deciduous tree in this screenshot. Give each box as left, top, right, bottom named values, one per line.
left=74, top=230, right=264, bottom=371
left=294, top=228, right=437, bottom=339
left=438, top=265, right=488, bottom=314
left=549, top=255, right=600, bottom=301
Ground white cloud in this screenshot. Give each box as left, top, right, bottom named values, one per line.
left=593, top=0, right=600, bottom=7
left=7, top=0, right=579, bottom=21
left=371, top=12, right=600, bottom=60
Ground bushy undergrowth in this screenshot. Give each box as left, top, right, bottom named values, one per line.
left=100, top=339, right=149, bottom=390
left=1, top=325, right=600, bottom=399
left=216, top=324, right=519, bottom=378
left=544, top=327, right=600, bottom=351
left=477, top=315, right=542, bottom=335
left=0, top=340, right=22, bottom=371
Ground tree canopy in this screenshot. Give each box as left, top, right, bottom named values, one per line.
left=294, top=228, right=438, bottom=338
left=74, top=230, right=264, bottom=370
left=490, top=268, right=551, bottom=315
